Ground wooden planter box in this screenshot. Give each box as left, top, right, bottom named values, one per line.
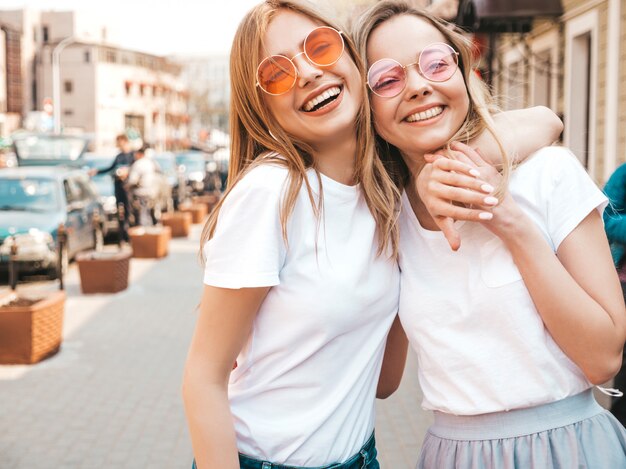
left=161, top=212, right=192, bottom=238
left=179, top=203, right=208, bottom=224
left=128, top=226, right=171, bottom=259
left=0, top=290, right=66, bottom=364
left=192, top=193, right=221, bottom=212
left=76, top=249, right=131, bottom=294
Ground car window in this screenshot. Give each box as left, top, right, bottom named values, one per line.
left=0, top=177, right=59, bottom=212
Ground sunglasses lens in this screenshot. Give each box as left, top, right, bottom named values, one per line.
left=304, top=27, right=344, bottom=66
left=367, top=59, right=406, bottom=98
left=257, top=56, right=297, bottom=95
left=420, top=44, right=458, bottom=82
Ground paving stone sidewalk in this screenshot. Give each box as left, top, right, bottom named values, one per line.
left=0, top=226, right=431, bottom=469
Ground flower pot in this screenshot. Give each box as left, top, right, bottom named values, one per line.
left=161, top=212, right=192, bottom=238
left=76, top=249, right=131, bottom=294
left=0, top=290, right=66, bottom=364
left=128, top=226, right=171, bottom=259
left=179, top=203, right=208, bottom=224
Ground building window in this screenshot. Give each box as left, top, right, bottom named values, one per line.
left=64, top=81, right=73, bottom=94
left=125, top=81, right=132, bottom=95
left=84, top=50, right=90, bottom=63
left=102, top=49, right=117, bottom=63
left=565, top=10, right=598, bottom=171
left=42, top=26, right=49, bottom=43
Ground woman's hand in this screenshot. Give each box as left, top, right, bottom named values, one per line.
left=416, top=141, right=500, bottom=250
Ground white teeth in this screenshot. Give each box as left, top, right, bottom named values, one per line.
left=405, top=106, right=444, bottom=122
left=303, top=86, right=341, bottom=111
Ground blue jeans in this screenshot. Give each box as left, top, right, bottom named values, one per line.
left=192, top=432, right=379, bottom=469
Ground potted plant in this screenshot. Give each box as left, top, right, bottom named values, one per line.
left=127, top=225, right=171, bottom=258
left=161, top=212, right=192, bottom=238
left=76, top=248, right=132, bottom=294
left=0, top=289, right=66, bottom=364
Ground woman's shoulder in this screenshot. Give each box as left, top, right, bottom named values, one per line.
left=517, top=145, right=582, bottom=176
left=234, top=157, right=290, bottom=195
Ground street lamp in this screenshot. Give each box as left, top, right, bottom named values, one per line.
left=52, top=36, right=77, bottom=134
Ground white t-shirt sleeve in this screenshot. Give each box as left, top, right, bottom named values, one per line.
left=203, top=165, right=287, bottom=289
left=541, top=147, right=608, bottom=249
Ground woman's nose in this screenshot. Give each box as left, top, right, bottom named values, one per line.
left=403, top=65, right=433, bottom=100
left=294, top=53, right=324, bottom=88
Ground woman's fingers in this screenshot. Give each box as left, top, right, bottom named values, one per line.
left=430, top=156, right=480, bottom=178
left=435, top=217, right=461, bottom=251
left=428, top=200, right=494, bottom=221
left=450, top=141, right=489, bottom=167
left=428, top=183, right=498, bottom=208
left=432, top=169, right=494, bottom=194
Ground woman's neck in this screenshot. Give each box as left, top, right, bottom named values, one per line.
left=312, top=131, right=358, bottom=186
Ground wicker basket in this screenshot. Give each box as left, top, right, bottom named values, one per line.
left=128, top=226, right=171, bottom=258
left=161, top=212, right=192, bottom=238
left=179, top=203, right=208, bottom=224
left=0, top=290, right=66, bottom=364
left=76, top=249, right=131, bottom=294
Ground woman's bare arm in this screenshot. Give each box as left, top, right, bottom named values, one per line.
left=376, top=315, right=409, bottom=399
left=182, top=285, right=269, bottom=469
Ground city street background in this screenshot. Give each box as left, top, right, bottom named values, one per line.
left=0, top=224, right=433, bottom=469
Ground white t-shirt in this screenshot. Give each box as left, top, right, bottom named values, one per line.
left=127, top=157, right=159, bottom=198
left=203, top=162, right=399, bottom=466
left=398, top=146, right=608, bottom=416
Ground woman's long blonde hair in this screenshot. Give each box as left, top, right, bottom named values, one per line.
left=201, top=0, right=401, bottom=259
left=352, top=0, right=510, bottom=198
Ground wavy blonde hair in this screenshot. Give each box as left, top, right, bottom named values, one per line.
left=352, top=0, right=510, bottom=198
left=201, top=0, right=401, bottom=259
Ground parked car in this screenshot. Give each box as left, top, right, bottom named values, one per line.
left=12, top=133, right=89, bottom=167
left=83, top=154, right=119, bottom=237
left=175, top=151, right=208, bottom=195
left=0, top=166, right=105, bottom=278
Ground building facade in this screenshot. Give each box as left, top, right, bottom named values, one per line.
left=0, top=9, right=188, bottom=151
left=482, top=0, right=626, bottom=185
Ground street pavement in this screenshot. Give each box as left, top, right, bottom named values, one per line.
left=0, top=223, right=432, bottom=469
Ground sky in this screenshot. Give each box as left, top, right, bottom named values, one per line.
left=1, top=0, right=264, bottom=56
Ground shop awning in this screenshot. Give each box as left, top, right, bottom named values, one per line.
left=456, top=0, right=563, bottom=33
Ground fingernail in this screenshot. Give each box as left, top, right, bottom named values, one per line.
left=479, top=212, right=493, bottom=220
left=469, top=169, right=480, bottom=177
left=481, top=183, right=495, bottom=193
left=484, top=196, right=498, bottom=206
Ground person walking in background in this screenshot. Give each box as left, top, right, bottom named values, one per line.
left=89, top=134, right=134, bottom=240
left=603, top=163, right=626, bottom=426
left=355, top=1, right=626, bottom=467
left=126, top=145, right=160, bottom=226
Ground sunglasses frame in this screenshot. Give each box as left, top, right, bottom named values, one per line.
left=256, top=26, right=345, bottom=96
left=367, top=42, right=460, bottom=98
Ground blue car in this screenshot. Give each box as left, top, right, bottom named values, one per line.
left=0, top=166, right=105, bottom=277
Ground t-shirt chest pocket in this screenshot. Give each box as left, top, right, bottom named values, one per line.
left=478, top=237, right=523, bottom=288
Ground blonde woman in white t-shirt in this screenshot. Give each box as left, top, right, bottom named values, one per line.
left=181, top=2, right=563, bottom=469
left=355, top=1, right=626, bottom=468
